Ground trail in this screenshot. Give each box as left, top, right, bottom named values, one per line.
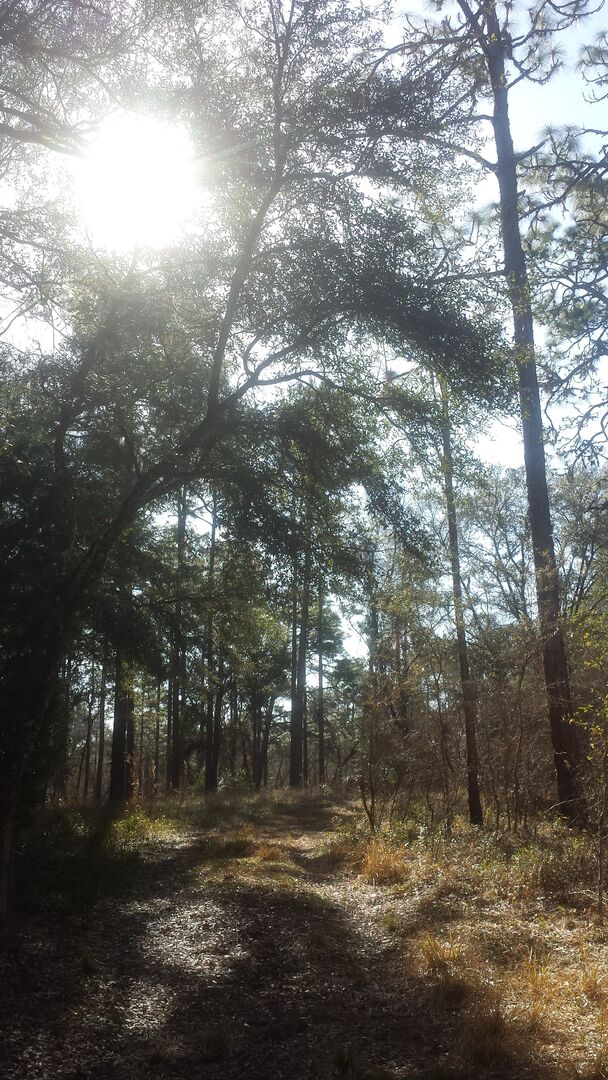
left=0, top=796, right=553, bottom=1080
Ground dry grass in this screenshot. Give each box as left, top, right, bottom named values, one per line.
left=573, top=1047, right=608, bottom=1080
left=198, top=826, right=255, bottom=859
left=408, top=931, right=473, bottom=1007
left=254, top=841, right=286, bottom=861
left=458, top=990, right=510, bottom=1067
left=360, top=839, right=409, bottom=885
left=340, top=812, right=608, bottom=1079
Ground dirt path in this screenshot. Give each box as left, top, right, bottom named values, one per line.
left=0, top=797, right=556, bottom=1080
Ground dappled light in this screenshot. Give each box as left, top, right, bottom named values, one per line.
left=1, top=1, right=607, bottom=1078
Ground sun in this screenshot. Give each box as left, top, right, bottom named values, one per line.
left=74, top=112, right=199, bottom=251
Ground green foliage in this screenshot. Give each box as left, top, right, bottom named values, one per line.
left=107, top=807, right=179, bottom=851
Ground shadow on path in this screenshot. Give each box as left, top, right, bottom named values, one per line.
left=0, top=800, right=561, bottom=1080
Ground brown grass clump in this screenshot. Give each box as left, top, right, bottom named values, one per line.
left=360, top=840, right=409, bottom=885
left=200, top=827, right=255, bottom=859
left=458, top=990, right=509, bottom=1067
left=582, top=972, right=608, bottom=1005
left=409, top=931, right=473, bottom=1007
left=512, top=948, right=551, bottom=1031
left=569, top=1042, right=608, bottom=1080
left=255, top=842, right=286, bottom=862
left=323, top=838, right=359, bottom=868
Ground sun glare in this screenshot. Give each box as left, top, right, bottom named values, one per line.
left=74, top=113, right=199, bottom=251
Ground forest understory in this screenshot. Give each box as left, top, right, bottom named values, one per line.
left=2, top=789, right=608, bottom=1080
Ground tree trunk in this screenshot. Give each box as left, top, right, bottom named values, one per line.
left=154, top=680, right=161, bottom=795
left=94, top=641, right=108, bottom=803
left=83, top=659, right=95, bottom=802
left=252, top=689, right=262, bottom=790
left=206, top=655, right=224, bottom=792
left=126, top=694, right=135, bottom=799
left=318, top=580, right=326, bottom=786
left=166, top=677, right=173, bottom=794
left=109, top=650, right=133, bottom=805
left=289, top=545, right=303, bottom=787
left=54, top=654, right=72, bottom=800
left=260, top=699, right=274, bottom=790
left=139, top=679, right=145, bottom=798
left=439, top=381, right=483, bottom=826
left=170, top=489, right=187, bottom=791
left=228, top=677, right=238, bottom=779
left=205, top=492, right=218, bottom=792
left=296, top=540, right=311, bottom=786
left=472, top=5, right=586, bottom=825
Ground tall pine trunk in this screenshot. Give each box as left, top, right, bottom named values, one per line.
left=317, top=580, right=325, bottom=786
left=170, top=489, right=187, bottom=791
left=292, top=540, right=311, bottom=787
left=165, top=678, right=173, bottom=794
left=289, top=546, right=302, bottom=787
left=94, top=641, right=108, bottom=803
left=470, top=4, right=586, bottom=824
left=204, top=493, right=219, bottom=792
left=439, top=380, right=483, bottom=826
left=260, top=699, right=274, bottom=790
left=154, top=680, right=161, bottom=795
left=83, top=659, right=95, bottom=802
left=206, top=655, right=224, bottom=792
left=109, top=650, right=133, bottom=805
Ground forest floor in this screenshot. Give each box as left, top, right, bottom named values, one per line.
left=1, top=791, right=607, bottom=1080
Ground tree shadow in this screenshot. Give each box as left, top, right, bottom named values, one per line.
left=1, top=823, right=564, bottom=1080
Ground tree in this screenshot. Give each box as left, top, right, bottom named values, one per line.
left=392, top=0, right=595, bottom=823
left=437, top=379, right=483, bottom=825
left=0, top=0, right=505, bottom=917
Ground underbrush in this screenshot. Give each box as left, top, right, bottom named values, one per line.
left=108, top=806, right=180, bottom=849
left=340, top=812, right=597, bottom=907
left=342, top=809, right=606, bottom=1078
left=14, top=804, right=139, bottom=914
left=143, top=784, right=338, bottom=831
left=12, top=787, right=339, bottom=917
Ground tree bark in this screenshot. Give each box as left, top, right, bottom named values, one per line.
left=228, top=677, right=238, bottom=780
left=439, top=379, right=483, bottom=826
left=289, top=546, right=303, bottom=787
left=170, top=489, right=187, bottom=791
left=165, top=677, right=173, bottom=794
left=317, top=580, right=326, bottom=785
left=154, top=680, right=161, bottom=795
left=206, top=655, right=224, bottom=792
left=109, top=650, right=133, bottom=805
left=260, top=699, right=274, bottom=790
left=53, top=654, right=72, bottom=800
left=83, top=659, right=95, bottom=802
left=294, top=539, right=311, bottom=786
left=204, top=492, right=219, bottom=792
left=138, top=679, right=145, bottom=798
left=126, top=693, right=135, bottom=799
left=94, top=641, right=108, bottom=803
left=456, top=0, right=587, bottom=825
